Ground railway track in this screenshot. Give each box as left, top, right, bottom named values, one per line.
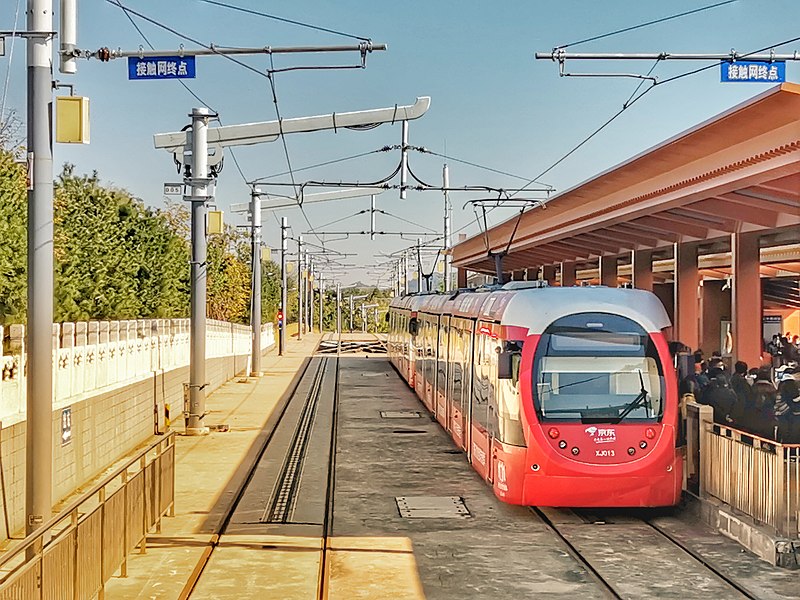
left=180, top=333, right=341, bottom=599
left=531, top=506, right=760, bottom=599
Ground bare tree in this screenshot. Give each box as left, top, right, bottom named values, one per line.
left=0, top=110, right=24, bottom=156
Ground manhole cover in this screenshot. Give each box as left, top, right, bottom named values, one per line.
left=380, top=411, right=421, bottom=419
left=396, top=496, right=470, bottom=518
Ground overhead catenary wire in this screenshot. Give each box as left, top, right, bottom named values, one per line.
left=266, top=54, right=326, bottom=247
left=111, top=0, right=272, bottom=223
left=450, top=32, right=800, bottom=245
left=0, top=0, right=22, bottom=126
left=197, top=0, right=371, bottom=42
left=556, top=0, right=739, bottom=49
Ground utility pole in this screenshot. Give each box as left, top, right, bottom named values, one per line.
left=297, top=236, right=304, bottom=340
left=416, top=239, right=423, bottom=292
left=249, top=188, right=262, bottom=376
left=336, top=282, right=342, bottom=335
left=349, top=294, right=368, bottom=332
left=403, top=251, right=410, bottom=294
left=319, top=277, right=324, bottom=332
left=443, top=163, right=452, bottom=292
left=349, top=295, right=354, bottom=333
left=370, top=195, right=376, bottom=240
left=307, top=259, right=314, bottom=333
left=280, top=217, right=288, bottom=355
left=186, top=107, right=213, bottom=436
left=26, top=0, right=54, bottom=537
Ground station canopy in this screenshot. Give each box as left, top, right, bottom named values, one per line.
left=452, top=83, right=800, bottom=290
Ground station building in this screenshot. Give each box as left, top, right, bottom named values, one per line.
left=453, top=83, right=800, bottom=367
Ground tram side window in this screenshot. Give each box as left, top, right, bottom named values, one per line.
left=451, top=327, right=463, bottom=408
left=437, top=324, right=448, bottom=394
left=471, top=333, right=490, bottom=431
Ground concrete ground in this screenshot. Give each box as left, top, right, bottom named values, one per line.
left=104, top=333, right=322, bottom=600
left=101, top=339, right=799, bottom=599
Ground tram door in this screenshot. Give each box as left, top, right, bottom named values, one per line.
left=435, top=316, right=449, bottom=429
left=469, top=321, right=493, bottom=480
left=447, top=318, right=471, bottom=452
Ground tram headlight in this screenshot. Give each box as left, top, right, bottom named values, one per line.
left=645, top=427, right=656, bottom=439
left=558, top=440, right=567, bottom=449
left=627, top=447, right=636, bottom=456
left=547, top=427, right=560, bottom=439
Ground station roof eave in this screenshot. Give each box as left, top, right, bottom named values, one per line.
left=453, top=83, right=800, bottom=275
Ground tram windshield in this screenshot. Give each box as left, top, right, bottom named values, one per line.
left=533, top=313, right=664, bottom=424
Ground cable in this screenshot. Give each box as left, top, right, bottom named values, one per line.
left=267, top=55, right=326, bottom=247
left=250, top=149, right=383, bottom=182
left=106, top=0, right=270, bottom=79
left=197, top=0, right=371, bottom=42
left=376, top=210, right=438, bottom=233
left=112, top=0, right=275, bottom=224
left=0, top=0, right=22, bottom=123
left=556, top=0, right=738, bottom=49
left=415, top=147, right=553, bottom=188
left=452, top=32, right=800, bottom=247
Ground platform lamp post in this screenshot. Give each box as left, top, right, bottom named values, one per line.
left=336, top=282, right=342, bottom=335
left=280, top=217, right=288, bottom=355
left=249, top=188, right=262, bottom=375
left=155, top=97, right=430, bottom=399
left=348, top=294, right=368, bottom=332
left=297, top=236, right=304, bottom=340
left=362, top=303, right=379, bottom=333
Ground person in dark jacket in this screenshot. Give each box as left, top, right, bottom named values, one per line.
left=700, top=365, right=738, bottom=425
left=730, top=361, right=752, bottom=425
left=746, top=367, right=778, bottom=439
left=775, top=379, right=800, bottom=444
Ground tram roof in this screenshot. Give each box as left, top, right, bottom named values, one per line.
left=453, top=83, right=800, bottom=275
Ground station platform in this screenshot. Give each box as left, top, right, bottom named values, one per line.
left=104, top=333, right=323, bottom=599
left=102, top=334, right=798, bottom=599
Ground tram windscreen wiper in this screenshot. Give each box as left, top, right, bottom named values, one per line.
left=613, top=370, right=649, bottom=424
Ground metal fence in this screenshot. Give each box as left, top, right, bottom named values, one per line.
left=697, top=412, right=800, bottom=538
left=0, top=432, right=175, bottom=600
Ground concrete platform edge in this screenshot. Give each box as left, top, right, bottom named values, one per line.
left=201, top=356, right=313, bottom=531
left=684, top=492, right=800, bottom=569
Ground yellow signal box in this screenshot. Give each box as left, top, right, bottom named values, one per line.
left=261, top=247, right=271, bottom=262
left=207, top=211, right=224, bottom=234
left=55, top=96, right=90, bottom=144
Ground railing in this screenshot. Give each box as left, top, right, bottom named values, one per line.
left=696, top=409, right=800, bottom=538
left=0, top=320, right=275, bottom=420
left=0, top=432, right=175, bottom=599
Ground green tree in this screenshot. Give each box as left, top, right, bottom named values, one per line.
left=0, top=149, right=27, bottom=323
left=54, top=166, right=190, bottom=321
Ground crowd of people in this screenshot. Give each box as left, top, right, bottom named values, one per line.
left=680, top=348, right=800, bottom=444
left=766, top=332, right=800, bottom=365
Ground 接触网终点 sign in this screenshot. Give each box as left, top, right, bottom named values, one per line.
left=128, top=56, right=196, bottom=80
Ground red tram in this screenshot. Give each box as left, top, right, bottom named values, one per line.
left=388, top=282, right=682, bottom=507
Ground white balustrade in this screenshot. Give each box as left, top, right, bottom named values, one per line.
left=0, top=319, right=274, bottom=422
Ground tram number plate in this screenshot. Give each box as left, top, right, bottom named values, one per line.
left=595, top=449, right=615, bottom=457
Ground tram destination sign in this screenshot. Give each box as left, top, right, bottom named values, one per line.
left=128, top=55, right=196, bottom=80
left=720, top=60, right=785, bottom=83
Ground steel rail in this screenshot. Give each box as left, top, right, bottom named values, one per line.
left=263, top=356, right=329, bottom=522
left=529, top=507, right=622, bottom=599
left=643, top=517, right=760, bottom=599
left=318, top=330, right=342, bottom=599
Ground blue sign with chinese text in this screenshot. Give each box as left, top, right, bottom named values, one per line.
left=128, top=56, right=196, bottom=80
left=720, top=61, right=785, bottom=83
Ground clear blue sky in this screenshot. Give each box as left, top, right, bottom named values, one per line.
left=2, top=0, right=798, bottom=286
